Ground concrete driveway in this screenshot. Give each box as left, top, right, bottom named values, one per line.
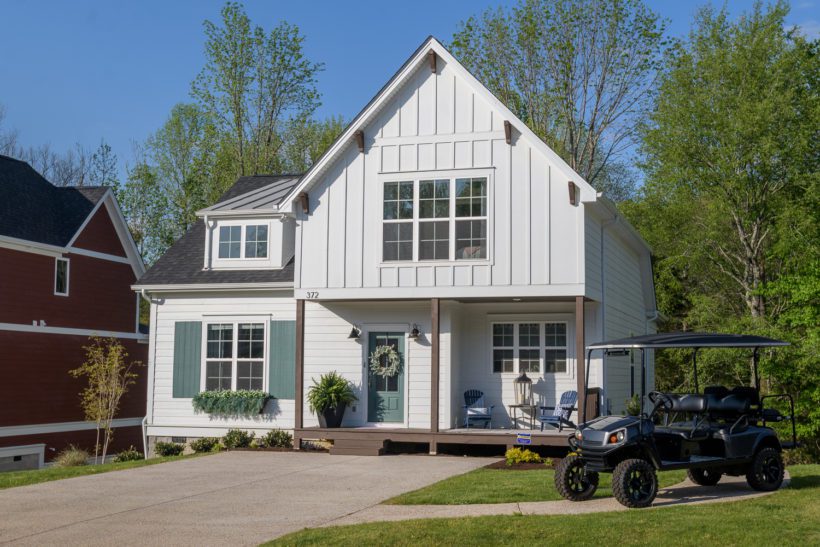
left=0, top=451, right=493, bottom=546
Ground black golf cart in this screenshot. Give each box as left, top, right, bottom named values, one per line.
left=555, top=333, right=798, bottom=508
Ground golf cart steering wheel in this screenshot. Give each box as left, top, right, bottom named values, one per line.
left=648, top=391, right=674, bottom=414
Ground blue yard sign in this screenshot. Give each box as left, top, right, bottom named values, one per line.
left=516, top=432, right=532, bottom=445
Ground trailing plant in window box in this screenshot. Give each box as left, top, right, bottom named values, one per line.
left=192, top=390, right=270, bottom=416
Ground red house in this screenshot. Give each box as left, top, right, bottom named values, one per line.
left=0, top=155, right=147, bottom=470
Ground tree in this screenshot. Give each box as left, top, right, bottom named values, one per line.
left=118, top=161, right=174, bottom=265
left=452, top=0, right=667, bottom=191
left=280, top=115, right=345, bottom=173
left=88, top=140, right=119, bottom=187
left=191, top=2, right=323, bottom=177
left=70, top=337, right=142, bottom=463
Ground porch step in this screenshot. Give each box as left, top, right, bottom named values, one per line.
left=329, top=437, right=387, bottom=456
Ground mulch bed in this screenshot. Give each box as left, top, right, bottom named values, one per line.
left=485, top=459, right=561, bottom=470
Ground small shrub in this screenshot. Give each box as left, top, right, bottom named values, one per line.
left=54, top=445, right=89, bottom=467
left=625, top=394, right=642, bottom=416
left=154, top=441, right=185, bottom=457
left=222, top=429, right=255, bottom=449
left=258, top=429, right=293, bottom=449
left=544, top=457, right=554, bottom=467
left=114, top=446, right=144, bottom=462
left=190, top=437, right=220, bottom=453
left=505, top=447, right=543, bottom=465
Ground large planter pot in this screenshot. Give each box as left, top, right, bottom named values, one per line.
left=318, top=403, right=347, bottom=428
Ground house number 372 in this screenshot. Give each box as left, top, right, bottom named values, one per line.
left=306, top=292, right=319, bottom=299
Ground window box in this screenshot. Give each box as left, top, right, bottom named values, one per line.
left=191, top=390, right=271, bottom=416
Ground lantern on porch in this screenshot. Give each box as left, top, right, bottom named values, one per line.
left=514, top=372, right=533, bottom=405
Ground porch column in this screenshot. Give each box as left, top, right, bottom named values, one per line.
left=295, top=299, right=305, bottom=432
left=575, top=296, right=586, bottom=422
left=431, top=298, right=440, bottom=435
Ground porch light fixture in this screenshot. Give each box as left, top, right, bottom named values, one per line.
left=409, top=324, right=421, bottom=340
left=348, top=325, right=361, bottom=340
left=514, top=372, right=533, bottom=405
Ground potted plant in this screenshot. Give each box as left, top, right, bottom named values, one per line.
left=307, top=371, right=357, bottom=428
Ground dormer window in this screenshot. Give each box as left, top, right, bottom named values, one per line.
left=217, top=224, right=269, bottom=260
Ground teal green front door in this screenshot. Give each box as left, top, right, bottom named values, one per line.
left=367, top=332, right=405, bottom=423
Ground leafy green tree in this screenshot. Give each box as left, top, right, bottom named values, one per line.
left=280, top=115, right=346, bottom=173
left=88, top=140, right=119, bottom=187
left=452, top=0, right=667, bottom=194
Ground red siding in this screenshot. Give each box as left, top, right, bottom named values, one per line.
left=72, top=206, right=128, bottom=257
left=0, top=332, right=147, bottom=427
left=0, top=426, right=144, bottom=462
left=0, top=247, right=138, bottom=333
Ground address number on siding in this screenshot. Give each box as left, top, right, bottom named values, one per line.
left=306, top=292, right=319, bottom=299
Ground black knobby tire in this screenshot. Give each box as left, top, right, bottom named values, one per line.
left=612, top=458, right=658, bottom=508
left=688, top=467, right=722, bottom=486
left=746, top=447, right=785, bottom=492
left=554, top=454, right=599, bottom=501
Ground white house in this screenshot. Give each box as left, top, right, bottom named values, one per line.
left=134, top=37, right=656, bottom=455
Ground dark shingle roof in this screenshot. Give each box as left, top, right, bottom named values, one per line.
left=0, top=155, right=109, bottom=246
left=136, top=176, right=300, bottom=287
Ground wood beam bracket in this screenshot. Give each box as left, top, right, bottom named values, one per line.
left=298, top=192, right=310, bottom=214
left=355, top=130, right=365, bottom=153
left=568, top=181, right=578, bottom=206
left=504, top=120, right=512, bottom=144
left=428, top=50, right=437, bottom=73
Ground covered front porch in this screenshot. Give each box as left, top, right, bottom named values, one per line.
left=293, top=295, right=601, bottom=454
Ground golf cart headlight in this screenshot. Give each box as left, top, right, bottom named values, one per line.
left=608, top=429, right=625, bottom=444
left=575, top=430, right=583, bottom=441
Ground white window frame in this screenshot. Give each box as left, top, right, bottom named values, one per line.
left=216, top=224, right=270, bottom=261
left=378, top=169, right=494, bottom=266
left=201, top=320, right=268, bottom=392
left=490, top=320, right=570, bottom=376
left=54, top=257, right=70, bottom=296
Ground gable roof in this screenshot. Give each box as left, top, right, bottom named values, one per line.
left=281, top=36, right=599, bottom=208
left=0, top=154, right=109, bottom=246
left=135, top=176, right=299, bottom=289
left=197, top=175, right=301, bottom=216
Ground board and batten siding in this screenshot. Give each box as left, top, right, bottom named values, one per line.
left=146, top=292, right=296, bottom=438
left=295, top=56, right=585, bottom=299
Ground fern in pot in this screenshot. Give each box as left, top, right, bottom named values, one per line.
left=307, top=371, right=357, bottom=428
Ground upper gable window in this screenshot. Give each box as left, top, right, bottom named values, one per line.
left=382, top=176, right=489, bottom=263
left=217, top=225, right=268, bottom=260
left=54, top=258, right=69, bottom=296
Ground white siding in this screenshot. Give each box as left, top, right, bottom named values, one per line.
left=296, top=56, right=584, bottom=299
left=147, top=291, right=296, bottom=438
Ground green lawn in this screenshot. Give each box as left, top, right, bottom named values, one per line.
left=0, top=452, right=210, bottom=490
left=386, top=467, right=687, bottom=505
left=271, top=464, right=820, bottom=546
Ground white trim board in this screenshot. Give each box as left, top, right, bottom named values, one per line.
left=0, top=418, right=144, bottom=438
left=0, top=321, right=148, bottom=341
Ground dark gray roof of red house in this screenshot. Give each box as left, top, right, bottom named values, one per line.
left=0, top=154, right=109, bottom=246
left=135, top=175, right=301, bottom=287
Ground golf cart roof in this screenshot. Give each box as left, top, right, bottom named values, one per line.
left=588, top=332, right=789, bottom=350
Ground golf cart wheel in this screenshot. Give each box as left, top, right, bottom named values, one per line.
left=687, top=468, right=722, bottom=486
left=554, top=454, right=599, bottom=501
left=746, top=447, right=784, bottom=492
left=612, top=458, right=658, bottom=508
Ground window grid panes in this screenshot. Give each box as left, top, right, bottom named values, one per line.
left=455, top=177, right=488, bottom=260
left=419, top=221, right=450, bottom=260
left=218, top=226, right=241, bottom=259
left=55, top=258, right=68, bottom=295
left=204, top=322, right=266, bottom=392
left=383, top=223, right=413, bottom=261
left=492, top=322, right=568, bottom=375
left=544, top=323, right=568, bottom=373
left=244, top=225, right=268, bottom=259
left=383, top=181, right=414, bottom=262
left=518, top=323, right=540, bottom=373
left=492, top=324, right=514, bottom=373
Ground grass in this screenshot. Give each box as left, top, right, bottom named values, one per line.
left=271, top=464, right=820, bottom=546
left=0, top=452, right=210, bottom=490
left=386, top=467, right=687, bottom=505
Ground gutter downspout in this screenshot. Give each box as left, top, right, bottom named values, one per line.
left=139, top=289, right=160, bottom=458
left=600, top=209, right=618, bottom=415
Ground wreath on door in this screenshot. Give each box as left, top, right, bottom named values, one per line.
left=369, top=345, right=401, bottom=378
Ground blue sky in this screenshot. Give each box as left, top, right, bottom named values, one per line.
left=1, top=0, right=817, bottom=178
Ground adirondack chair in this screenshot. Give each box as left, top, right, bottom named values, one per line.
left=538, top=390, right=578, bottom=432
left=463, top=389, right=494, bottom=428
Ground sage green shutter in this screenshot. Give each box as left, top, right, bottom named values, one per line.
left=173, top=321, right=202, bottom=398
left=268, top=320, right=296, bottom=399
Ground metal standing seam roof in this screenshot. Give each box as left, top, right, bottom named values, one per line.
left=587, top=332, right=789, bottom=350
left=199, top=175, right=301, bottom=214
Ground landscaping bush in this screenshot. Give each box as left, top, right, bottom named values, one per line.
left=192, top=390, right=270, bottom=416
left=53, top=445, right=89, bottom=467
left=190, top=437, right=220, bottom=453
left=114, top=446, right=144, bottom=462
left=625, top=394, right=642, bottom=416
left=505, top=447, right=543, bottom=465
left=222, top=429, right=255, bottom=449
left=154, top=441, right=185, bottom=457
left=307, top=371, right=357, bottom=414
left=258, top=429, right=293, bottom=449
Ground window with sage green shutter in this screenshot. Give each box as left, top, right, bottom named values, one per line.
left=268, top=321, right=296, bottom=399
left=173, top=321, right=202, bottom=398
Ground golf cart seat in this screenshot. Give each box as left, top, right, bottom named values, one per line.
left=668, top=393, right=708, bottom=413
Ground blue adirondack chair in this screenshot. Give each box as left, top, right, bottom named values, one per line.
left=463, top=389, right=494, bottom=428
left=538, top=390, right=578, bottom=431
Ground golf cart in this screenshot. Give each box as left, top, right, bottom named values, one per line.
left=555, top=333, right=797, bottom=508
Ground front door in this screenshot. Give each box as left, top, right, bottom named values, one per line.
left=367, top=332, right=405, bottom=423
